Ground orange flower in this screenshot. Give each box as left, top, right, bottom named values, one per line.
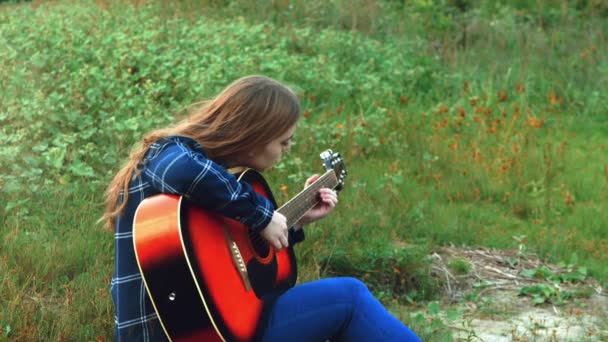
left=497, top=89, right=508, bottom=102
left=456, top=106, right=466, bottom=117
left=565, top=191, right=575, bottom=206
left=548, top=90, right=564, bottom=106
left=280, top=184, right=288, bottom=192
left=512, top=104, right=521, bottom=118
left=528, top=116, right=545, bottom=128
left=336, top=123, right=343, bottom=129
left=432, top=118, right=448, bottom=131
left=472, top=150, right=483, bottom=162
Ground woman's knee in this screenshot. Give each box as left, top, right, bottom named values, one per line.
left=337, top=277, right=371, bottom=302
left=339, top=277, right=367, bottom=290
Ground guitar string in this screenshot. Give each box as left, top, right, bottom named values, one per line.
left=250, top=173, right=338, bottom=249
left=281, top=174, right=337, bottom=226
left=291, top=177, right=335, bottom=219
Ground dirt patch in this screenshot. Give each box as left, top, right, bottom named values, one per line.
left=430, top=246, right=607, bottom=341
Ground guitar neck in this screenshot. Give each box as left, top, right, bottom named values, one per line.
left=277, top=170, right=338, bottom=229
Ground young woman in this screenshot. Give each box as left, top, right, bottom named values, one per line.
left=102, top=75, right=421, bottom=341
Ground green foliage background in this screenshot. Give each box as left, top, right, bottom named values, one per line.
left=1, top=0, right=607, bottom=340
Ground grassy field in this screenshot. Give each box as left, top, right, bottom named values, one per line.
left=1, top=0, right=607, bottom=340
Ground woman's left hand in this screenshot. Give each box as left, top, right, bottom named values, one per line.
left=298, top=174, right=338, bottom=225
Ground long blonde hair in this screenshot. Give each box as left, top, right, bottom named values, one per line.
left=101, top=75, right=300, bottom=230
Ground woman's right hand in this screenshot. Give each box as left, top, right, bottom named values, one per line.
left=260, top=211, right=289, bottom=250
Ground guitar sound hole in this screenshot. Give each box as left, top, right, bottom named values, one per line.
left=248, top=229, right=270, bottom=258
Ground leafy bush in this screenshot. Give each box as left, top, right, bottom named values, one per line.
left=0, top=1, right=442, bottom=203
left=320, top=245, right=439, bottom=303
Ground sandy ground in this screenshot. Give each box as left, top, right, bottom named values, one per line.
left=430, top=246, right=608, bottom=341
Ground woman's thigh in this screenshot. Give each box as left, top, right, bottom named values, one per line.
left=262, top=277, right=421, bottom=342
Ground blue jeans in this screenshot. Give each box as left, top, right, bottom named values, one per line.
left=262, top=277, right=422, bottom=342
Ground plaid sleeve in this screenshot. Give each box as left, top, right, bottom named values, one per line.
left=143, top=140, right=274, bottom=232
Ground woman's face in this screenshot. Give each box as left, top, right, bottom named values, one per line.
left=244, top=124, right=296, bottom=171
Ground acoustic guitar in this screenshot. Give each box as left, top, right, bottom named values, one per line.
left=133, top=150, right=347, bottom=341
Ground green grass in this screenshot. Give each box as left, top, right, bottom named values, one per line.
left=1, top=0, right=607, bottom=340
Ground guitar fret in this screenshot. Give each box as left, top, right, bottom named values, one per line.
left=278, top=170, right=338, bottom=227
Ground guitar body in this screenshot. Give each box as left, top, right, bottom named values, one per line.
left=133, top=169, right=297, bottom=342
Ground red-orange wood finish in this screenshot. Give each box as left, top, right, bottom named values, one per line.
left=133, top=170, right=297, bottom=342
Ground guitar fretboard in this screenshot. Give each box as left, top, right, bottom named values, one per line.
left=277, top=170, right=338, bottom=229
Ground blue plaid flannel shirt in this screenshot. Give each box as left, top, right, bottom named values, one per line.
left=111, top=135, right=288, bottom=341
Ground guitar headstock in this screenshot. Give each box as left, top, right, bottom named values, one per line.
left=320, top=150, right=347, bottom=191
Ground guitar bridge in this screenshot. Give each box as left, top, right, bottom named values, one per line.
left=222, top=225, right=253, bottom=291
